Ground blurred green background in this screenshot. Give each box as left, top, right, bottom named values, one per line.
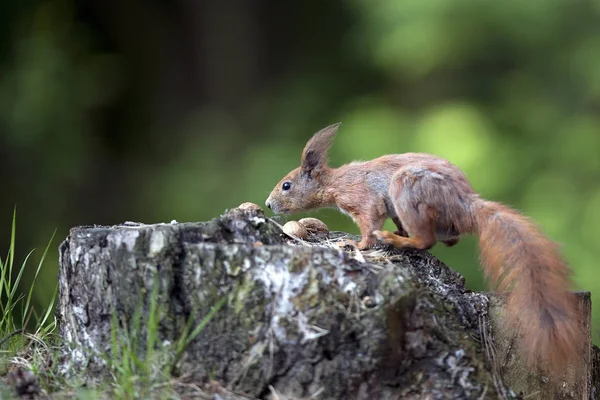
left=2, top=0, right=600, bottom=343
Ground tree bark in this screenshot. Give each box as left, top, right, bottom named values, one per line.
left=56, top=207, right=593, bottom=399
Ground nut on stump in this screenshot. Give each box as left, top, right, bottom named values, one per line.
left=282, top=221, right=309, bottom=239
left=298, top=217, right=329, bottom=234
left=238, top=202, right=263, bottom=212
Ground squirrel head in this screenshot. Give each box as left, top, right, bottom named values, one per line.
left=265, top=122, right=341, bottom=214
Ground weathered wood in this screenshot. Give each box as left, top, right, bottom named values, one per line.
left=591, top=345, right=600, bottom=400
left=56, top=207, right=593, bottom=399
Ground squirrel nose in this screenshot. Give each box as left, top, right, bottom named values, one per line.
left=265, top=199, right=272, bottom=209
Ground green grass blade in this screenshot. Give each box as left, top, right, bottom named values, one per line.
left=145, top=275, right=161, bottom=368
left=8, top=207, right=16, bottom=285
left=183, top=295, right=227, bottom=349
left=130, top=294, right=145, bottom=359
left=0, top=293, right=26, bottom=330
left=0, top=258, right=6, bottom=318
left=36, top=283, right=58, bottom=335
left=24, top=229, right=56, bottom=324
left=110, top=306, right=120, bottom=367
left=10, top=249, right=35, bottom=302
left=1, top=212, right=24, bottom=329
left=129, top=351, right=147, bottom=372
left=0, top=213, right=15, bottom=316
left=169, top=295, right=227, bottom=373
left=0, top=248, right=34, bottom=330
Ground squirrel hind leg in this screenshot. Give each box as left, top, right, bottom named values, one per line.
left=373, top=229, right=436, bottom=250
left=391, top=216, right=409, bottom=237
left=387, top=163, right=476, bottom=249
left=374, top=212, right=437, bottom=250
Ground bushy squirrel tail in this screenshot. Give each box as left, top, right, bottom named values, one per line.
left=474, top=200, right=581, bottom=372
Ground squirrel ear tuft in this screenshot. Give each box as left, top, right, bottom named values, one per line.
left=301, top=122, right=341, bottom=177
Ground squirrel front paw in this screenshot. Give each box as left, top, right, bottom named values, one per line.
left=342, top=237, right=375, bottom=250
left=374, top=230, right=413, bottom=248
left=356, top=238, right=376, bottom=250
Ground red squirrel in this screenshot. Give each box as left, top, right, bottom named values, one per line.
left=265, top=122, right=581, bottom=375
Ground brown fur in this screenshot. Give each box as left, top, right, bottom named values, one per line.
left=266, top=123, right=582, bottom=376
left=474, top=201, right=581, bottom=371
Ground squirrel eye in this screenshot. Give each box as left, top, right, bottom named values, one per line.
left=282, top=182, right=292, bottom=191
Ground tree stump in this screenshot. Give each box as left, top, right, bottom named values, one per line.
left=56, top=207, right=594, bottom=399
